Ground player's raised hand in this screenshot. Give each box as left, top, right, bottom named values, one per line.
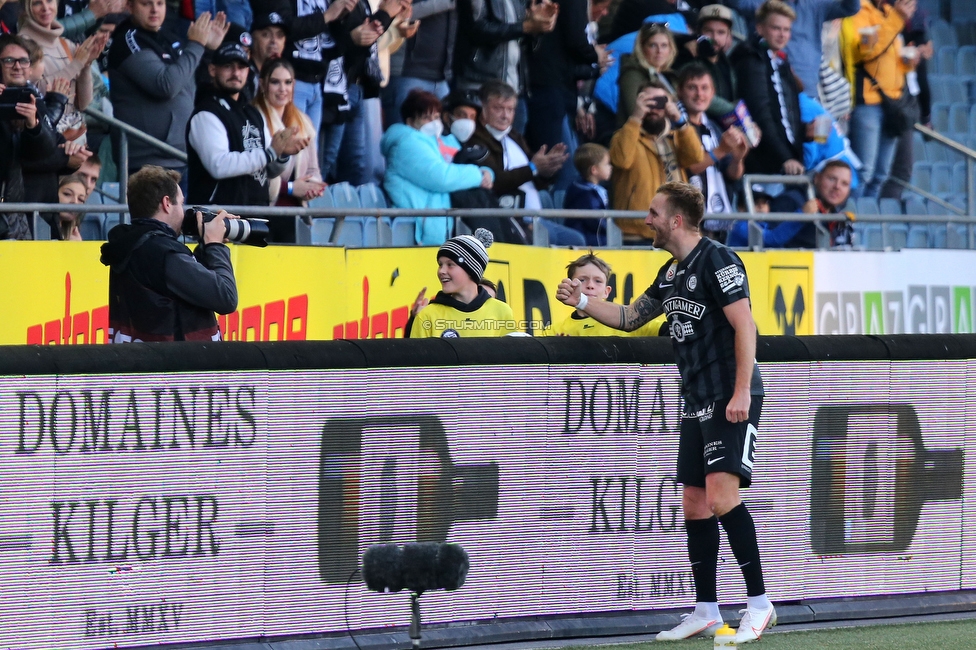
left=556, top=278, right=583, bottom=307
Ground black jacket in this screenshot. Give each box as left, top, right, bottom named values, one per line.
left=0, top=106, right=59, bottom=239
left=731, top=35, right=804, bottom=174
left=286, top=0, right=348, bottom=84
left=527, top=0, right=598, bottom=88
left=401, top=0, right=457, bottom=83
left=100, top=218, right=238, bottom=342
left=454, top=0, right=529, bottom=91
left=23, top=92, right=72, bottom=206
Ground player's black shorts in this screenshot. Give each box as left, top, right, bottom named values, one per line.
left=677, top=395, right=763, bottom=488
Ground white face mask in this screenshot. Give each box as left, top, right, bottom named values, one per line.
left=419, top=119, right=444, bottom=139
left=450, top=118, right=476, bottom=143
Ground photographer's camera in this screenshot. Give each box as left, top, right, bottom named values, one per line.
left=182, top=207, right=270, bottom=247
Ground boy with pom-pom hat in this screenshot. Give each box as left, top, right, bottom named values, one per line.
left=409, top=229, right=520, bottom=338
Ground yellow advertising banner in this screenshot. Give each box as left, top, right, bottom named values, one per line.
left=0, top=241, right=812, bottom=346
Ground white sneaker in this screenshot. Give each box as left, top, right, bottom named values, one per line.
left=735, top=603, right=776, bottom=643
left=655, top=612, right=723, bottom=641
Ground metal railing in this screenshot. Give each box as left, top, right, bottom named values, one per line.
left=912, top=124, right=976, bottom=218
left=12, top=201, right=976, bottom=250
left=84, top=107, right=188, bottom=204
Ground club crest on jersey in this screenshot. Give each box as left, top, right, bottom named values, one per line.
left=665, top=262, right=678, bottom=282
left=715, top=264, right=745, bottom=294
left=441, top=329, right=460, bottom=338
left=687, top=274, right=697, bottom=291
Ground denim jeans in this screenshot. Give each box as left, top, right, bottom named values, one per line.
left=195, top=0, right=252, bottom=29
left=321, top=83, right=366, bottom=185
left=294, top=80, right=324, bottom=142
left=850, top=103, right=898, bottom=199
left=389, top=77, right=450, bottom=125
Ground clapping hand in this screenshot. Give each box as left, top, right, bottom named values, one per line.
left=531, top=142, right=569, bottom=177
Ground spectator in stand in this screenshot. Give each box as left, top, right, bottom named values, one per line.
left=381, top=89, right=493, bottom=245
left=286, top=0, right=354, bottom=143
left=250, top=10, right=287, bottom=90
left=677, top=63, right=751, bottom=240
left=18, top=0, right=108, bottom=141
left=253, top=58, right=325, bottom=211
left=607, top=0, right=695, bottom=43
left=563, top=143, right=611, bottom=246
left=107, top=4, right=229, bottom=190
left=320, top=0, right=408, bottom=185
left=524, top=0, right=606, bottom=188
left=453, top=0, right=558, bottom=131
left=0, top=34, right=59, bottom=239
left=725, top=0, right=859, bottom=98
left=841, top=0, right=917, bottom=198
left=408, top=228, right=519, bottom=338
left=673, top=5, right=739, bottom=117
left=187, top=39, right=309, bottom=207
left=440, top=88, right=481, bottom=148
left=609, top=79, right=704, bottom=241
left=573, top=0, right=612, bottom=144
left=387, top=0, right=458, bottom=122
left=58, top=0, right=124, bottom=43
left=727, top=159, right=854, bottom=247
left=56, top=171, right=87, bottom=240
left=77, top=151, right=101, bottom=194
left=617, top=22, right=678, bottom=127
left=880, top=8, right=930, bottom=200
left=466, top=80, right=581, bottom=245
left=196, top=22, right=254, bottom=99
left=731, top=0, right=806, bottom=176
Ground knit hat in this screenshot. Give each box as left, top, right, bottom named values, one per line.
left=437, top=228, right=493, bottom=282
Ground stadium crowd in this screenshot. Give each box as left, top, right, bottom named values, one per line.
left=0, top=0, right=935, bottom=245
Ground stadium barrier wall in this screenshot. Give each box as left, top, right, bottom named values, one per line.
left=1, top=335, right=975, bottom=649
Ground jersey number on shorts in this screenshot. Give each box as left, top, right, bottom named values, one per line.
left=742, top=423, right=758, bottom=470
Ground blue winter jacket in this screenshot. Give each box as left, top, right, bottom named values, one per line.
left=381, top=123, right=486, bottom=246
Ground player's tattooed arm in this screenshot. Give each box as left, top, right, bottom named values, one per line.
left=619, top=294, right=664, bottom=331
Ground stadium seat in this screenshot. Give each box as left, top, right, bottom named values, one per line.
left=855, top=197, right=880, bottom=215
left=310, top=218, right=334, bottom=244
left=391, top=217, right=416, bottom=246
left=927, top=74, right=948, bottom=104
left=329, top=182, right=364, bottom=247
left=887, top=222, right=908, bottom=249
left=959, top=46, right=976, bottom=76
left=307, top=193, right=335, bottom=245
left=80, top=214, right=104, bottom=241
left=950, top=0, right=976, bottom=22
left=931, top=102, right=951, bottom=132
left=878, top=198, right=903, bottom=216
left=335, top=218, right=365, bottom=247
left=929, top=223, right=947, bottom=248
left=927, top=199, right=951, bottom=216
left=957, top=22, right=976, bottom=47
left=925, top=140, right=947, bottom=163
left=946, top=79, right=967, bottom=103
left=931, top=162, right=954, bottom=195
left=936, top=45, right=958, bottom=74
left=911, top=162, right=932, bottom=192
left=853, top=223, right=883, bottom=250
left=969, top=105, right=976, bottom=135
left=913, top=132, right=927, bottom=161
left=904, top=195, right=927, bottom=217
left=358, top=183, right=392, bottom=247
left=952, top=162, right=969, bottom=195
left=949, top=103, right=970, bottom=132
left=553, top=189, right=566, bottom=209
left=947, top=224, right=970, bottom=248
left=538, top=190, right=554, bottom=209
left=933, top=20, right=958, bottom=48
left=358, top=182, right=388, bottom=209
left=103, top=213, right=121, bottom=235
left=906, top=224, right=930, bottom=248
left=100, top=182, right=121, bottom=203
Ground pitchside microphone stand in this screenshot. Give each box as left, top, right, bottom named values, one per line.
left=362, top=542, right=470, bottom=649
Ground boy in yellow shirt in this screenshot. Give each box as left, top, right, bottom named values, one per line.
left=552, top=253, right=666, bottom=336
left=409, top=229, right=519, bottom=338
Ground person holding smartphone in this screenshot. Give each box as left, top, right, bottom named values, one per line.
left=609, top=79, right=704, bottom=243
left=0, top=34, right=59, bottom=240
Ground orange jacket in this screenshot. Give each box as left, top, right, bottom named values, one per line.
left=841, top=0, right=909, bottom=105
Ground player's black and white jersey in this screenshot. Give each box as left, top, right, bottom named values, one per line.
left=644, top=237, right=763, bottom=410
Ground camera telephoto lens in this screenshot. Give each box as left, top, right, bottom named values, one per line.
left=181, top=208, right=270, bottom=247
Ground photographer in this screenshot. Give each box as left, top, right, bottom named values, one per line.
left=99, top=165, right=239, bottom=343
left=0, top=34, right=59, bottom=240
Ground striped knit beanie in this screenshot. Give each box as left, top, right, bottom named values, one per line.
left=437, top=228, right=494, bottom=282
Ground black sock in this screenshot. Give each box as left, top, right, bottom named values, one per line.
left=719, top=502, right=766, bottom=597
left=686, top=517, right=720, bottom=603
